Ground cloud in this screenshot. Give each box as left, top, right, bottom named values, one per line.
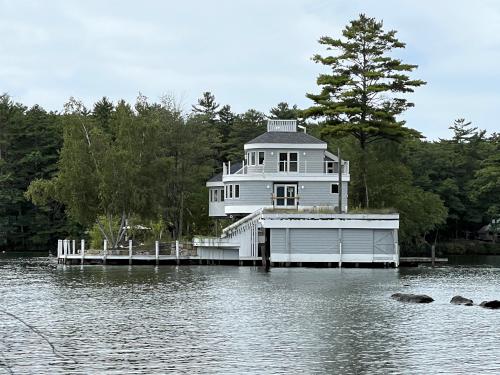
left=0, top=0, right=499, bottom=138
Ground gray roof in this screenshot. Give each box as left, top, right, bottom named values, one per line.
left=246, top=131, right=326, bottom=145
left=207, top=162, right=243, bottom=183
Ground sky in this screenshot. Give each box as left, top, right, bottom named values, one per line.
left=1, top=0, right=500, bottom=139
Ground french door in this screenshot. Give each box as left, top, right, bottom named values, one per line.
left=274, top=184, right=297, bottom=207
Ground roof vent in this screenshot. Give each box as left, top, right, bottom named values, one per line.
left=267, top=119, right=297, bottom=132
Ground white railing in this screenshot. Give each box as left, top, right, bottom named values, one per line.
left=267, top=119, right=297, bottom=132
left=324, top=160, right=349, bottom=174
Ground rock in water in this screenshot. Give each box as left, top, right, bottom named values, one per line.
left=391, top=293, right=434, bottom=303
left=450, top=296, right=474, bottom=306
left=479, top=300, right=500, bottom=309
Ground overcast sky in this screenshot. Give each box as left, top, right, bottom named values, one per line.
left=1, top=0, right=499, bottom=139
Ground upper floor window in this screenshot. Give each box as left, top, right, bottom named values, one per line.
left=326, top=161, right=340, bottom=174
left=220, top=188, right=224, bottom=201
left=246, top=152, right=257, bottom=166
left=279, top=152, right=298, bottom=172
left=258, top=151, right=265, bottom=165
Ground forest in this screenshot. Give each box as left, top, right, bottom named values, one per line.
left=1, top=15, right=499, bottom=253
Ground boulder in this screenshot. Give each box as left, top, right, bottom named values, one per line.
left=391, top=293, right=434, bottom=303
left=450, top=296, right=474, bottom=306
left=479, top=300, right=500, bottom=309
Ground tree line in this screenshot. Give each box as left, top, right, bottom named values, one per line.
left=1, top=14, right=498, bottom=252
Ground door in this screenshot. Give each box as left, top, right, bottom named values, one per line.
left=274, top=184, right=297, bottom=207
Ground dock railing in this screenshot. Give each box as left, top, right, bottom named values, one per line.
left=57, top=239, right=198, bottom=264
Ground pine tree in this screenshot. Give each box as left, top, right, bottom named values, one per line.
left=305, top=14, right=425, bottom=207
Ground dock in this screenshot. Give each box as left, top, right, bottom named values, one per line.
left=57, top=239, right=261, bottom=266
left=399, top=257, right=448, bottom=266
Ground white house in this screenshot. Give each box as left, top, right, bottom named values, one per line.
left=195, top=119, right=400, bottom=266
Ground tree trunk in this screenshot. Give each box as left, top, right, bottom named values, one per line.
left=178, top=191, right=184, bottom=240
left=360, top=140, right=370, bottom=208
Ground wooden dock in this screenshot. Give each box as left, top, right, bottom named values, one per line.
left=399, top=257, right=448, bottom=266
left=57, top=239, right=261, bottom=266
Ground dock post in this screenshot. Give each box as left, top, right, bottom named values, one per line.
left=63, top=240, right=68, bottom=264
left=103, top=240, right=107, bottom=265
left=129, top=240, right=133, bottom=265
left=175, top=240, right=180, bottom=265
left=81, top=239, right=85, bottom=265
left=155, top=241, right=159, bottom=265
left=431, top=245, right=436, bottom=268
left=57, top=240, right=62, bottom=263
left=72, top=239, right=76, bottom=255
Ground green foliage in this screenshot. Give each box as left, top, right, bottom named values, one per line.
left=305, top=14, right=425, bottom=207
left=0, top=94, right=81, bottom=250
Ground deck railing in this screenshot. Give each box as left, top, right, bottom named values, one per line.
left=57, top=239, right=197, bottom=262
left=267, top=119, right=297, bottom=132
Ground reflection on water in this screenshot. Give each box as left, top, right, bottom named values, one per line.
left=1, top=256, right=500, bottom=374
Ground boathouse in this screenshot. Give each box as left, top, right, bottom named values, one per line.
left=196, top=119, right=400, bottom=266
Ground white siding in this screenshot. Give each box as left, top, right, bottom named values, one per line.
left=271, top=229, right=287, bottom=253
left=342, top=229, right=374, bottom=254
left=290, top=229, right=339, bottom=254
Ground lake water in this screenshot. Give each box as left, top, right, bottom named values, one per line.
left=1, top=256, right=500, bottom=374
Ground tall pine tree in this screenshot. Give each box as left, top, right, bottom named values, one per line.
left=305, top=14, right=425, bottom=207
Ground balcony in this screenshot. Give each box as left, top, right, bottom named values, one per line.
left=267, top=119, right=297, bottom=132
left=222, top=160, right=350, bottom=177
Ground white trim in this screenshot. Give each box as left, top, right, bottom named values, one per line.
left=244, top=143, right=326, bottom=150
left=225, top=205, right=271, bottom=214
left=324, top=150, right=339, bottom=161
left=270, top=253, right=397, bottom=263
left=223, top=174, right=350, bottom=182
left=262, top=218, right=399, bottom=230
left=207, top=181, right=224, bottom=187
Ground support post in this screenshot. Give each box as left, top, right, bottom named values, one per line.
left=431, top=244, right=436, bottom=268
left=63, top=240, right=68, bottom=263
left=175, top=240, right=180, bottom=265
left=129, top=240, right=133, bottom=265
left=394, top=229, right=399, bottom=268
left=338, top=147, right=343, bottom=214
left=81, top=239, right=85, bottom=265
left=72, top=239, right=76, bottom=255
left=103, top=239, right=108, bottom=265
left=263, top=228, right=271, bottom=272
left=338, top=228, right=343, bottom=268
left=57, top=240, right=62, bottom=261
left=155, top=241, right=160, bottom=265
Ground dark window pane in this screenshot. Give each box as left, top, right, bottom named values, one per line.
left=258, top=152, right=265, bottom=165
left=331, top=184, right=339, bottom=194
left=235, top=185, right=240, bottom=198
left=279, top=153, right=288, bottom=161
left=289, top=162, right=298, bottom=172
left=289, top=153, right=298, bottom=161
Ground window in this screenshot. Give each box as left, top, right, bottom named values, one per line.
left=224, top=184, right=240, bottom=199
left=250, top=152, right=256, bottom=166
left=220, top=188, right=224, bottom=201
left=258, top=151, right=265, bottom=165
left=331, top=183, right=339, bottom=194
left=326, top=161, right=339, bottom=174
left=279, top=152, right=298, bottom=172
left=213, top=189, right=218, bottom=202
